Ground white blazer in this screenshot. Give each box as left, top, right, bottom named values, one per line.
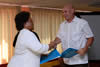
left=7, top=29, right=49, bottom=67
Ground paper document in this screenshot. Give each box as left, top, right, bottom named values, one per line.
left=40, top=48, right=78, bottom=64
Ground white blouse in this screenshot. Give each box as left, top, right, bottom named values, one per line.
left=7, top=29, right=49, bottom=67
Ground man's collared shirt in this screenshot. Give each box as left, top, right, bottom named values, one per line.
left=57, top=16, right=94, bottom=65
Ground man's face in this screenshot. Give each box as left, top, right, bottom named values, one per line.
left=62, top=6, right=74, bottom=21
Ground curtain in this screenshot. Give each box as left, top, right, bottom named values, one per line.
left=0, top=7, right=64, bottom=64
left=0, top=6, right=19, bottom=64
left=31, top=8, right=64, bottom=53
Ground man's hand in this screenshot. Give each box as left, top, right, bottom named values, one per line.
left=77, top=37, right=94, bottom=56
left=76, top=48, right=88, bottom=56
left=54, top=37, right=61, bottom=44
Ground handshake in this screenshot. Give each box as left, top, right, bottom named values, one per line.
left=48, top=37, right=61, bottom=50
left=48, top=41, right=57, bottom=50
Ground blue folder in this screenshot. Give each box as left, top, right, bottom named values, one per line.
left=40, top=49, right=61, bottom=64
left=61, top=48, right=78, bottom=58
left=40, top=48, right=78, bottom=64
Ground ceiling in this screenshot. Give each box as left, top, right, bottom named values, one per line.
left=0, top=0, right=100, bottom=11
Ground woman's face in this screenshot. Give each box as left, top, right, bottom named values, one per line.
left=24, top=17, right=34, bottom=31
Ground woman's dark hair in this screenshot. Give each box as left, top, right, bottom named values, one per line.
left=13, top=32, right=19, bottom=47
left=13, top=11, right=30, bottom=47
left=15, top=11, right=30, bottom=31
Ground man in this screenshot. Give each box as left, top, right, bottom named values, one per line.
left=54, top=4, right=94, bottom=67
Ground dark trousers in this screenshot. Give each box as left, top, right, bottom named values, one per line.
left=61, top=63, right=88, bottom=67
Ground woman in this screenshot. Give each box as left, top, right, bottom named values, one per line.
left=7, top=11, right=55, bottom=67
